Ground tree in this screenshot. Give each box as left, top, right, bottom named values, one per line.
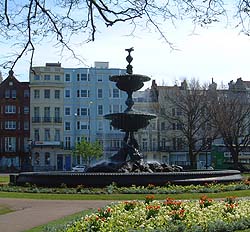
left=1, top=1, right=250, bottom=69
left=158, top=79, right=216, bottom=169
left=72, top=139, right=103, bottom=166
left=208, top=84, right=250, bottom=169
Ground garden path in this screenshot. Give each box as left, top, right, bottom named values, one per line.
left=0, top=198, right=113, bottom=232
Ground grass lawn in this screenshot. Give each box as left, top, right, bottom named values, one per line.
left=0, top=205, right=14, bottom=215
left=0, top=175, right=9, bottom=184
left=0, top=189, right=250, bottom=201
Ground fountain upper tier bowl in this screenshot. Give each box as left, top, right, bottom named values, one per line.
left=110, top=74, right=150, bottom=92
left=104, top=110, right=156, bottom=131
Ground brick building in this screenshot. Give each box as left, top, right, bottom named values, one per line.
left=0, top=71, right=30, bottom=171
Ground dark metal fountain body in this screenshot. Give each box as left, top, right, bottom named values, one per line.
left=13, top=48, right=243, bottom=187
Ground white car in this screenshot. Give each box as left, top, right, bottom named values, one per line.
left=72, top=165, right=86, bottom=172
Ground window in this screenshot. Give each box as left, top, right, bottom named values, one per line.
left=33, top=109, right=40, bottom=122
left=54, top=90, right=60, bottom=99
left=34, top=152, right=40, bottom=165
left=81, top=108, right=88, bottom=116
left=44, top=107, right=50, bottom=122
left=65, top=107, right=71, bottom=116
left=34, top=90, right=40, bottom=99
left=54, top=129, right=60, bottom=141
left=34, top=107, right=40, bottom=117
left=98, top=121, right=103, bottom=131
left=97, top=75, right=103, bottom=82
left=65, top=73, right=70, bottom=82
left=24, top=90, right=29, bottom=98
left=11, top=90, right=16, bottom=98
left=24, top=106, right=29, bottom=114
left=5, top=137, right=16, bottom=152
left=81, top=73, right=88, bottom=81
left=161, top=138, right=166, bottom=149
left=5, top=90, right=10, bottom=98
left=55, top=75, right=60, bottom=81
left=81, top=122, right=88, bottom=130
left=177, top=108, right=182, bottom=116
left=112, top=104, right=119, bottom=113
left=177, top=138, right=184, bottom=150
left=79, top=89, right=89, bottom=98
left=5, top=105, right=16, bottom=114
left=44, top=89, right=50, bottom=98
left=54, top=107, right=60, bottom=118
left=45, top=152, right=50, bottom=165
left=177, top=123, right=183, bottom=130
left=34, top=75, right=40, bottom=81
left=24, top=121, right=29, bottom=130
left=44, top=75, right=50, bottom=80
left=44, top=129, right=50, bottom=141
left=161, top=122, right=165, bottom=130
left=97, top=89, right=103, bottom=98
left=5, top=121, right=16, bottom=130
left=65, top=137, right=71, bottom=149
left=142, top=138, right=148, bottom=151
left=98, top=105, right=103, bottom=115
left=65, top=89, right=70, bottom=98
left=113, top=89, right=119, bottom=98
left=65, top=122, right=71, bottom=130
left=34, top=129, right=40, bottom=141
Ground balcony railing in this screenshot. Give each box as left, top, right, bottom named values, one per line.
left=32, top=117, right=62, bottom=123
left=32, top=117, right=41, bottom=123
left=43, top=117, right=52, bottom=123
left=54, top=117, right=62, bottom=123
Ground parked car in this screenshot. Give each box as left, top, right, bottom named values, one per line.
left=72, top=165, right=86, bottom=172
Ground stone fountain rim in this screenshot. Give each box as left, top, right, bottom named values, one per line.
left=17, top=169, right=241, bottom=176
left=109, top=74, right=150, bottom=82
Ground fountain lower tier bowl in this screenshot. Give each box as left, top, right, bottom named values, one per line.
left=11, top=170, right=243, bottom=187
left=104, top=111, right=156, bottom=131
left=110, top=74, right=150, bottom=92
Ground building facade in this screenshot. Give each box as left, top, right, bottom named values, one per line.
left=29, top=62, right=127, bottom=171
left=0, top=71, right=30, bottom=171
left=64, top=62, right=127, bottom=166
left=29, top=63, right=66, bottom=171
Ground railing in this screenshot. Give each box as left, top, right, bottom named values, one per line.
left=32, top=117, right=41, bottom=123
left=32, top=117, right=62, bottom=123
left=43, top=117, right=52, bottom=123
left=54, top=117, right=62, bottom=123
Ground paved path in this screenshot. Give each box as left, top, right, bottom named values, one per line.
left=0, top=198, right=113, bottom=232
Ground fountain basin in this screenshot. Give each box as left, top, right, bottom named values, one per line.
left=11, top=170, right=243, bottom=187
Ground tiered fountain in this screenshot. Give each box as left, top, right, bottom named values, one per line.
left=12, top=48, right=242, bottom=187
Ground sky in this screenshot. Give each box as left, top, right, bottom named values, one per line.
left=1, top=5, right=250, bottom=90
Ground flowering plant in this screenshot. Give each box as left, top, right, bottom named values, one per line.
left=199, top=195, right=213, bottom=208
left=67, top=196, right=250, bottom=232
left=144, top=194, right=155, bottom=204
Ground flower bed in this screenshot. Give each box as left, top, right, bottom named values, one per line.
left=2, top=179, right=250, bottom=195
left=66, top=196, right=250, bottom=232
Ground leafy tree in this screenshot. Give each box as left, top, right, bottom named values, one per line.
left=72, top=139, right=103, bottom=166
left=1, top=1, right=250, bottom=69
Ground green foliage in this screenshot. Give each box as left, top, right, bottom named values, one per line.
left=65, top=198, right=250, bottom=231
left=72, top=139, right=102, bottom=166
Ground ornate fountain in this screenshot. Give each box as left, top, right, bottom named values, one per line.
left=12, top=48, right=243, bottom=187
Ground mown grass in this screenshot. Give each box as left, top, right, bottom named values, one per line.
left=0, top=205, right=14, bottom=215
left=0, top=189, right=250, bottom=201
left=0, top=175, right=9, bottom=184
